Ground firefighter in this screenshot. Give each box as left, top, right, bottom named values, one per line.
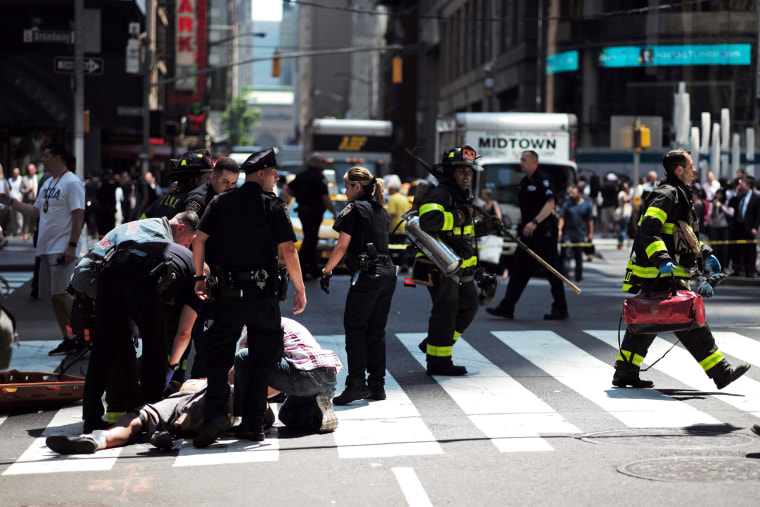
left=142, top=149, right=213, bottom=219
left=414, top=146, right=502, bottom=375
left=613, top=148, right=750, bottom=389
left=319, top=166, right=397, bottom=404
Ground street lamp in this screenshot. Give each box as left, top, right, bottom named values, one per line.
left=331, top=71, right=374, bottom=119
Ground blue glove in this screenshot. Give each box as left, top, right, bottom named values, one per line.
left=697, top=280, right=714, bottom=298
left=165, top=368, right=175, bottom=390
left=705, top=255, right=721, bottom=273
left=658, top=261, right=677, bottom=275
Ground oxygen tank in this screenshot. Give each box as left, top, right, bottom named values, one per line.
left=405, top=216, right=462, bottom=276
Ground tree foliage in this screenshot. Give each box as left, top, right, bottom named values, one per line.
left=222, top=95, right=261, bottom=146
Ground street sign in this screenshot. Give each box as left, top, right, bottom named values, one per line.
left=54, top=57, right=104, bottom=76
left=24, top=29, right=74, bottom=44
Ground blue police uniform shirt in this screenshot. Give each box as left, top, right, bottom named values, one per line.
left=70, top=217, right=173, bottom=299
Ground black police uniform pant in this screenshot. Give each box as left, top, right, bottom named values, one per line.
left=496, top=231, right=567, bottom=313
left=620, top=323, right=720, bottom=370
left=83, top=266, right=169, bottom=423
left=299, top=206, right=324, bottom=277
left=343, top=267, right=397, bottom=382
left=425, top=271, right=479, bottom=359
left=202, top=292, right=283, bottom=427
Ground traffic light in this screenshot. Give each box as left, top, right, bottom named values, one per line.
left=392, top=56, right=402, bottom=84
left=271, top=51, right=281, bottom=78
left=634, top=125, right=651, bottom=150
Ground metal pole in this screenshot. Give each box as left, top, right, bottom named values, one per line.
left=140, top=0, right=153, bottom=175
left=73, top=0, right=84, bottom=179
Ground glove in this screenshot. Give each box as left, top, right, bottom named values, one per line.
left=482, top=215, right=504, bottom=235
left=164, top=368, right=175, bottom=390
left=658, top=261, right=677, bottom=275
left=452, top=206, right=473, bottom=227
left=705, top=254, right=721, bottom=273
left=320, top=274, right=331, bottom=294
left=697, top=280, right=714, bottom=298
left=707, top=272, right=727, bottom=288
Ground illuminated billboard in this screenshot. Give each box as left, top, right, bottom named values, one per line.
left=547, top=51, right=579, bottom=74
left=599, top=44, right=751, bottom=68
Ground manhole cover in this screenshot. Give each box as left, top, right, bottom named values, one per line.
left=619, top=456, right=760, bottom=482
left=579, top=428, right=754, bottom=449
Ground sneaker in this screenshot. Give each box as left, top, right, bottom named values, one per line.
left=150, top=430, right=175, bottom=451
left=48, top=339, right=76, bottom=356
left=314, top=393, right=338, bottom=432
left=193, top=415, right=232, bottom=448
left=46, top=434, right=98, bottom=454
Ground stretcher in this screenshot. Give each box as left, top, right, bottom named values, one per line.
left=0, top=369, right=85, bottom=409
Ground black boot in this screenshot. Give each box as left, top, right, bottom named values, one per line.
left=426, top=356, right=467, bottom=376
left=612, top=360, right=654, bottom=388
left=333, top=378, right=370, bottom=405
left=418, top=338, right=428, bottom=354
left=367, top=379, right=386, bottom=401
left=708, top=360, right=751, bottom=390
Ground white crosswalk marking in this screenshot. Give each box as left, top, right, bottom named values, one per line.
left=586, top=330, right=760, bottom=417
left=0, top=272, right=32, bottom=294
left=492, top=330, right=722, bottom=427
left=174, top=436, right=280, bottom=466
left=3, top=405, right=121, bottom=475
left=397, top=332, right=581, bottom=452
left=317, top=334, right=443, bottom=458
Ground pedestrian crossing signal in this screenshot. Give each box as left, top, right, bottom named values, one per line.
left=634, top=125, right=651, bottom=150
left=392, top=56, right=402, bottom=84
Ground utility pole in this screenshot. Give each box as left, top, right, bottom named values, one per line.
left=73, top=0, right=84, bottom=179
left=140, top=0, right=153, bottom=175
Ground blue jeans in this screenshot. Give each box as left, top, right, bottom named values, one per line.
left=234, top=349, right=337, bottom=429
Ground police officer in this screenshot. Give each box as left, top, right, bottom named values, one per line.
left=612, top=148, right=750, bottom=389
left=414, top=146, right=502, bottom=376
left=180, top=156, right=240, bottom=219
left=82, top=240, right=202, bottom=432
left=142, top=149, right=213, bottom=219
left=487, top=150, right=569, bottom=320
left=178, top=156, right=239, bottom=378
left=191, top=148, right=306, bottom=448
left=319, top=166, right=397, bottom=404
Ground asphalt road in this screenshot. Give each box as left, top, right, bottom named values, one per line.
left=2, top=237, right=760, bottom=506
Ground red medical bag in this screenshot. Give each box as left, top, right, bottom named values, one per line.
left=623, top=281, right=705, bottom=334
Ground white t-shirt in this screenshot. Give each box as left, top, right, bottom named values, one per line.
left=33, top=171, right=85, bottom=256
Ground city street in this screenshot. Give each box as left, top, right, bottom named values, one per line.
left=2, top=236, right=760, bottom=505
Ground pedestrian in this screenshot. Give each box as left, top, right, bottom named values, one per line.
left=319, top=166, right=397, bottom=403
left=613, top=148, right=750, bottom=390
left=728, top=176, right=760, bottom=277
left=558, top=185, right=593, bottom=283
left=703, top=170, right=721, bottom=201
left=487, top=150, right=569, bottom=320
left=6, top=167, right=24, bottom=235
left=191, top=147, right=306, bottom=448
left=288, top=152, right=337, bottom=279
left=599, top=173, right=619, bottom=238
left=414, top=146, right=502, bottom=375
left=0, top=144, right=86, bottom=356
left=94, top=168, right=118, bottom=237
left=143, top=149, right=213, bottom=219
left=180, top=156, right=240, bottom=219
left=386, top=174, right=410, bottom=272
left=234, top=317, right=341, bottom=433
left=20, top=163, right=40, bottom=240
left=614, top=181, right=632, bottom=249
left=706, top=188, right=732, bottom=268
left=82, top=240, right=202, bottom=432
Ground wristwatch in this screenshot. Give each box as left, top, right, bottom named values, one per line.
left=531, top=219, right=539, bottom=225
left=168, top=362, right=180, bottom=371
left=194, top=274, right=206, bottom=282
left=321, top=268, right=332, bottom=278
left=68, top=241, right=78, bottom=248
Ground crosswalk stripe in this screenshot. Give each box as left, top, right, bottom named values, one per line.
left=492, top=330, right=722, bottom=427
left=174, top=435, right=280, bottom=466
left=397, top=332, right=580, bottom=452
left=317, top=334, right=443, bottom=458
left=3, top=405, right=121, bottom=475
left=586, top=330, right=760, bottom=417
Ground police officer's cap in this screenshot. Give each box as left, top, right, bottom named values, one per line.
left=170, top=149, right=214, bottom=176
left=242, top=148, right=279, bottom=175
